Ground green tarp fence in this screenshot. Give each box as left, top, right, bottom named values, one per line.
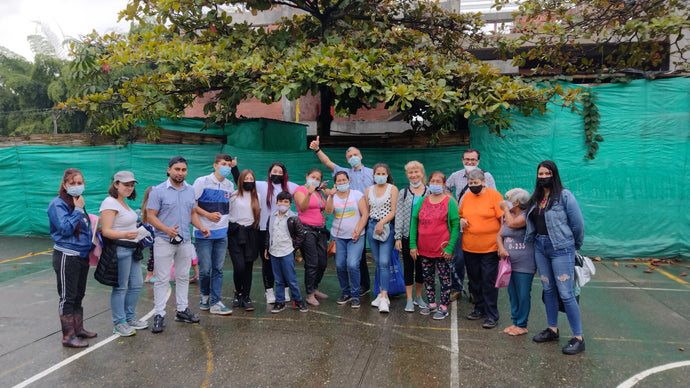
left=0, top=78, right=688, bottom=259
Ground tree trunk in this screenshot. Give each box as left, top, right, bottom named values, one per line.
left=316, top=86, right=333, bottom=137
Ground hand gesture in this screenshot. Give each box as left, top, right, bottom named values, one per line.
left=309, top=136, right=320, bottom=151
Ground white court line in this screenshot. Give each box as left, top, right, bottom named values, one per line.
left=450, top=301, right=459, bottom=388
left=617, top=360, right=690, bottom=388
left=13, top=286, right=171, bottom=388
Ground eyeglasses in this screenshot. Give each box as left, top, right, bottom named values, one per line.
left=462, top=158, right=478, bottom=162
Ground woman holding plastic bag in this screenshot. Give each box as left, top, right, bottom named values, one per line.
left=409, top=171, right=460, bottom=320
left=525, top=160, right=585, bottom=355
left=496, top=188, right=535, bottom=336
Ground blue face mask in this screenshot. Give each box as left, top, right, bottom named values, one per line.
left=409, top=180, right=422, bottom=188
left=277, top=205, right=290, bottom=213
left=429, top=184, right=443, bottom=195
left=336, top=183, right=350, bottom=192
left=307, top=178, right=320, bottom=188
left=218, top=165, right=232, bottom=178
left=348, top=156, right=361, bottom=168
left=66, top=185, right=85, bottom=197
left=374, top=175, right=387, bottom=185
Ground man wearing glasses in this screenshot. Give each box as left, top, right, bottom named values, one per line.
left=446, top=149, right=496, bottom=303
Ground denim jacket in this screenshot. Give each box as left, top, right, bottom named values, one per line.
left=525, top=189, right=584, bottom=250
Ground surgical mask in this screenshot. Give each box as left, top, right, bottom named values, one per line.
left=277, top=205, right=290, bottom=213
left=242, top=181, right=255, bottom=191
left=218, top=165, right=232, bottom=178
left=429, top=184, right=443, bottom=195
left=348, top=156, right=361, bottom=168
left=374, top=175, right=387, bottom=185
left=409, top=180, right=422, bottom=188
left=66, top=185, right=84, bottom=197
left=307, top=179, right=320, bottom=188
left=270, top=174, right=284, bottom=184
left=469, top=185, right=483, bottom=195
left=336, top=183, right=350, bottom=192
left=537, top=177, right=553, bottom=188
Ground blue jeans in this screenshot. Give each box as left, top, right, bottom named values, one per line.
left=270, top=252, right=302, bottom=303
left=195, top=237, right=228, bottom=306
left=508, top=271, right=534, bottom=328
left=450, top=233, right=465, bottom=292
left=367, top=220, right=395, bottom=292
left=111, top=246, right=143, bottom=324
left=534, top=235, right=582, bottom=336
left=335, top=237, right=365, bottom=298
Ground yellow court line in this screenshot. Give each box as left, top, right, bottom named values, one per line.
left=0, top=249, right=52, bottom=264
left=647, top=263, right=690, bottom=286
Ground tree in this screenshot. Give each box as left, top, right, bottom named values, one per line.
left=63, top=0, right=580, bottom=139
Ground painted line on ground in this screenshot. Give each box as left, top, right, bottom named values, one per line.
left=450, top=301, right=459, bottom=388
left=12, top=286, right=171, bottom=388
left=646, top=263, right=690, bottom=285
left=0, top=250, right=52, bottom=264
left=617, top=360, right=690, bottom=388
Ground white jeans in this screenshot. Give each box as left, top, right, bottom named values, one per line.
left=153, top=237, right=194, bottom=317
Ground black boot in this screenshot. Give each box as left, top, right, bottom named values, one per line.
left=60, top=314, right=88, bottom=348
left=74, top=308, right=97, bottom=339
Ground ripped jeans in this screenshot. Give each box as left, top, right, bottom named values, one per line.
left=534, top=235, right=582, bottom=336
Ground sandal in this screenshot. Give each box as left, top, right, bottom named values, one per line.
left=508, top=327, right=529, bottom=336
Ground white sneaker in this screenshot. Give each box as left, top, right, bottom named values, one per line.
left=378, top=297, right=390, bottom=313
left=284, top=287, right=291, bottom=302
left=371, top=294, right=381, bottom=307
left=265, top=288, right=276, bottom=304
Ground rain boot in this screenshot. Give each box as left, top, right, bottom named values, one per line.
left=60, top=314, right=88, bottom=348
left=74, top=308, right=97, bottom=339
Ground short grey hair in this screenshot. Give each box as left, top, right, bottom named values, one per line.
left=505, top=188, right=530, bottom=209
left=467, top=169, right=485, bottom=181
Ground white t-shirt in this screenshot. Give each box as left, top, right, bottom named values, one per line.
left=256, top=180, right=299, bottom=231
left=99, top=196, right=137, bottom=242
left=331, top=190, right=365, bottom=239
left=229, top=192, right=262, bottom=227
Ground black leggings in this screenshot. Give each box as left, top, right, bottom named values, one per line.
left=53, top=250, right=89, bottom=315
left=401, top=237, right=424, bottom=286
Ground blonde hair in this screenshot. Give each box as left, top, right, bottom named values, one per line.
left=404, top=160, right=427, bottom=185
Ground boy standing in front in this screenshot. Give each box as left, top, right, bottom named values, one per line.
left=264, top=192, right=308, bottom=313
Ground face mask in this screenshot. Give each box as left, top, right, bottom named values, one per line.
left=66, top=185, right=84, bottom=197
left=336, top=183, right=349, bottom=192
left=409, top=180, right=422, bottom=188
left=243, top=181, right=255, bottom=191
left=270, top=174, right=284, bottom=184
left=218, top=165, right=232, bottom=178
left=348, top=156, right=361, bottom=168
left=374, top=175, right=387, bottom=185
left=277, top=205, right=290, bottom=213
left=537, top=177, right=553, bottom=188
left=469, top=185, right=483, bottom=195
left=307, top=179, right=320, bottom=188
left=429, top=184, right=443, bottom=195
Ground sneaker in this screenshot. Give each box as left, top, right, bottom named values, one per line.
left=306, top=295, right=320, bottom=306
left=433, top=308, right=449, bottom=320
left=284, top=287, right=291, bottom=302
left=336, top=295, right=351, bottom=305
left=413, top=296, right=428, bottom=308
left=113, top=322, right=136, bottom=337
left=482, top=318, right=498, bottom=329
left=314, top=290, right=329, bottom=299
left=378, top=297, right=390, bottom=313
left=127, top=318, right=149, bottom=330
left=210, top=302, right=232, bottom=315
left=359, top=287, right=370, bottom=296
left=449, top=290, right=460, bottom=302
left=404, top=299, right=415, bottom=312
left=175, top=308, right=200, bottom=324
left=533, top=328, right=560, bottom=343
left=271, top=302, right=286, bottom=313
left=265, top=288, right=276, bottom=304
left=371, top=294, right=382, bottom=307
left=351, top=298, right=361, bottom=309
left=294, top=300, right=308, bottom=312
left=243, top=296, right=255, bottom=311
left=200, top=295, right=210, bottom=311
left=562, top=337, right=585, bottom=355
left=466, top=310, right=486, bottom=320
left=151, top=314, right=164, bottom=333
left=420, top=306, right=438, bottom=316
left=232, top=291, right=241, bottom=308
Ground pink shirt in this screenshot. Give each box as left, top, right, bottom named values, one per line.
left=294, top=185, right=326, bottom=226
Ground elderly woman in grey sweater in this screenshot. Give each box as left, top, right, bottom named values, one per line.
left=394, top=161, right=430, bottom=312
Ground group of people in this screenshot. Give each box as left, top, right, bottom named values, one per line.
left=47, top=143, right=586, bottom=355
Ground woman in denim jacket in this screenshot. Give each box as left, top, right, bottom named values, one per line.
left=525, top=160, right=585, bottom=355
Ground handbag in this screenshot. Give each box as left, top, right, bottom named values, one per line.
left=373, top=247, right=406, bottom=296
left=495, top=256, right=512, bottom=288
left=327, top=192, right=348, bottom=259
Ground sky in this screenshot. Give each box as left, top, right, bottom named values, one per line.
left=0, top=0, right=131, bottom=61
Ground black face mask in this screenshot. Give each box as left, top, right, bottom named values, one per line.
left=469, top=185, right=483, bottom=195
left=537, top=177, right=553, bottom=188
left=243, top=181, right=255, bottom=191
left=270, top=174, right=284, bottom=184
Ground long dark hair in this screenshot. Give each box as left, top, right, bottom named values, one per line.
left=235, top=169, right=261, bottom=228
left=527, top=160, right=564, bottom=211
left=266, top=162, right=289, bottom=207
left=58, top=168, right=84, bottom=237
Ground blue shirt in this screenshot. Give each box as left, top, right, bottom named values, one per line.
left=147, top=179, right=196, bottom=241
left=333, top=164, right=374, bottom=193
